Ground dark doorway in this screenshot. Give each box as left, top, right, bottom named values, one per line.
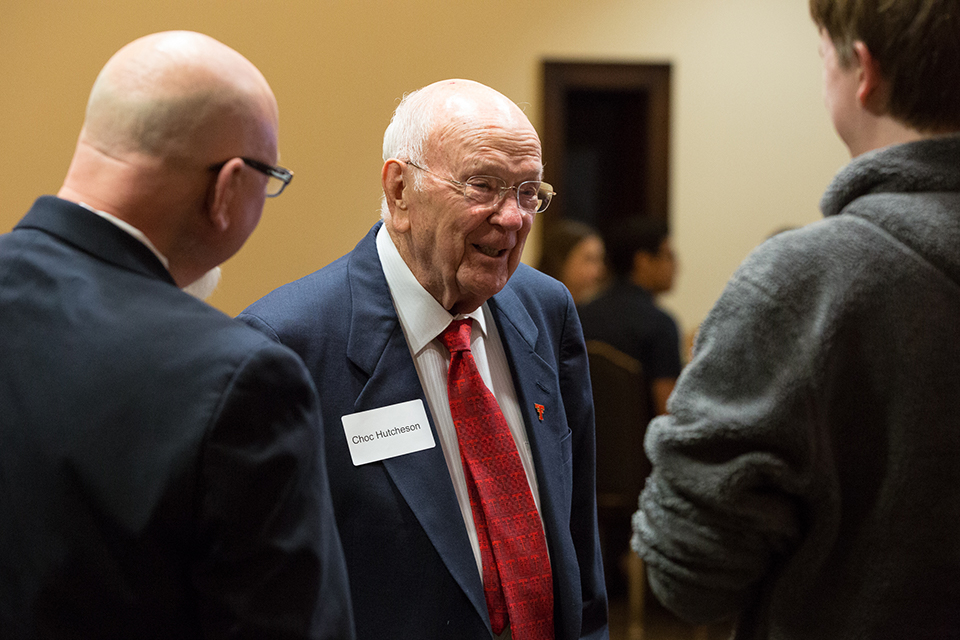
left=541, top=61, right=671, bottom=235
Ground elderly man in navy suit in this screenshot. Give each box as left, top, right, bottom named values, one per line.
left=0, top=31, right=353, bottom=639
left=240, top=79, right=609, bottom=640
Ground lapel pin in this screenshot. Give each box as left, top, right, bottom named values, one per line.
left=534, top=404, right=545, bottom=421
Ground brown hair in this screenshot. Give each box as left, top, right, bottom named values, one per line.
left=810, top=0, right=960, bottom=131
left=604, top=216, right=669, bottom=278
left=537, top=219, right=600, bottom=281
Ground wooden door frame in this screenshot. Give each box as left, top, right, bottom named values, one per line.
left=541, top=60, right=672, bottom=225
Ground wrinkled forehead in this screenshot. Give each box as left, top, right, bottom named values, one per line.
left=441, top=87, right=537, bottom=133
left=428, top=92, right=542, bottom=172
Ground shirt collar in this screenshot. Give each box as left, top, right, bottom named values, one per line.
left=376, top=224, right=486, bottom=355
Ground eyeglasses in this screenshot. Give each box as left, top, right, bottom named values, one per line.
left=405, top=161, right=555, bottom=214
left=208, top=157, right=293, bottom=197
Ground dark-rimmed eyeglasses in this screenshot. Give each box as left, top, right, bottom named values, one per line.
left=405, top=160, right=555, bottom=214
left=209, top=157, right=293, bottom=197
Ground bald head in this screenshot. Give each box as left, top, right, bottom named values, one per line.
left=59, top=31, right=281, bottom=288
left=82, top=31, right=277, bottom=166
left=381, top=78, right=541, bottom=222
left=383, top=79, right=538, bottom=168
left=426, top=78, right=534, bottom=130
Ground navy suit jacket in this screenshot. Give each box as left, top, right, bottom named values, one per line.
left=0, top=197, right=354, bottom=639
left=239, top=222, right=608, bottom=640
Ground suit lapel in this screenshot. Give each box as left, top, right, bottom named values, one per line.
left=344, top=224, right=490, bottom=627
left=488, top=285, right=570, bottom=562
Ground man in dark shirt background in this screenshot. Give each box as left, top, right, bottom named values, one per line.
left=579, top=216, right=681, bottom=416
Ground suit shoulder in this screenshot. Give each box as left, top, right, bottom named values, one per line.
left=241, top=255, right=350, bottom=323
left=505, top=263, right=574, bottom=311
left=167, top=294, right=308, bottom=368
left=508, top=263, right=569, bottom=296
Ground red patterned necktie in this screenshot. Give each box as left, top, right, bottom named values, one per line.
left=440, top=319, right=554, bottom=640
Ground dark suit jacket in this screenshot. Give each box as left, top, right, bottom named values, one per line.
left=239, top=222, right=608, bottom=640
left=0, top=197, right=354, bottom=639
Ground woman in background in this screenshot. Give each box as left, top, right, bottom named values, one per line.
left=538, top=219, right=606, bottom=305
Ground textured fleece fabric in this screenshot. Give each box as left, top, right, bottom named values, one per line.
left=633, top=135, right=960, bottom=639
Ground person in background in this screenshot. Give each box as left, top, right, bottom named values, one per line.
left=578, top=216, right=681, bottom=416
left=537, top=218, right=607, bottom=305
left=239, top=78, right=608, bottom=640
left=633, top=0, right=960, bottom=637
left=0, top=31, right=353, bottom=639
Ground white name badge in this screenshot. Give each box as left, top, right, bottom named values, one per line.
left=341, top=399, right=435, bottom=466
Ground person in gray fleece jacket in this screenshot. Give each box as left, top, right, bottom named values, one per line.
left=632, top=1, right=960, bottom=638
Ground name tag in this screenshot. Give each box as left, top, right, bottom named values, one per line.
left=341, top=399, right=435, bottom=466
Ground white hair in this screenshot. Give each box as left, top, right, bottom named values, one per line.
left=380, top=86, right=439, bottom=218
left=382, top=87, right=438, bottom=165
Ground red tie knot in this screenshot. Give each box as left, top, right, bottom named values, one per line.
left=440, top=318, right=473, bottom=354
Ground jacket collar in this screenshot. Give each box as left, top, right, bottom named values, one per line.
left=17, top=196, right=175, bottom=285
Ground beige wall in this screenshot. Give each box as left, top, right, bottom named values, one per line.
left=1, top=0, right=850, bottom=335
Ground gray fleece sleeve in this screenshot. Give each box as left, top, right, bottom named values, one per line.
left=631, top=239, right=826, bottom=624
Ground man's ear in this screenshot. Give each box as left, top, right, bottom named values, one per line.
left=853, top=41, right=887, bottom=113
left=207, top=157, right=245, bottom=232
left=382, top=159, right=411, bottom=232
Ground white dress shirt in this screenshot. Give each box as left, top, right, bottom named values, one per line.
left=375, top=225, right=546, bottom=595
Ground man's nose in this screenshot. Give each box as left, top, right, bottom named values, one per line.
left=490, top=189, right=525, bottom=230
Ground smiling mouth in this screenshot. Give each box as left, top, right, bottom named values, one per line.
left=474, top=244, right=507, bottom=258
